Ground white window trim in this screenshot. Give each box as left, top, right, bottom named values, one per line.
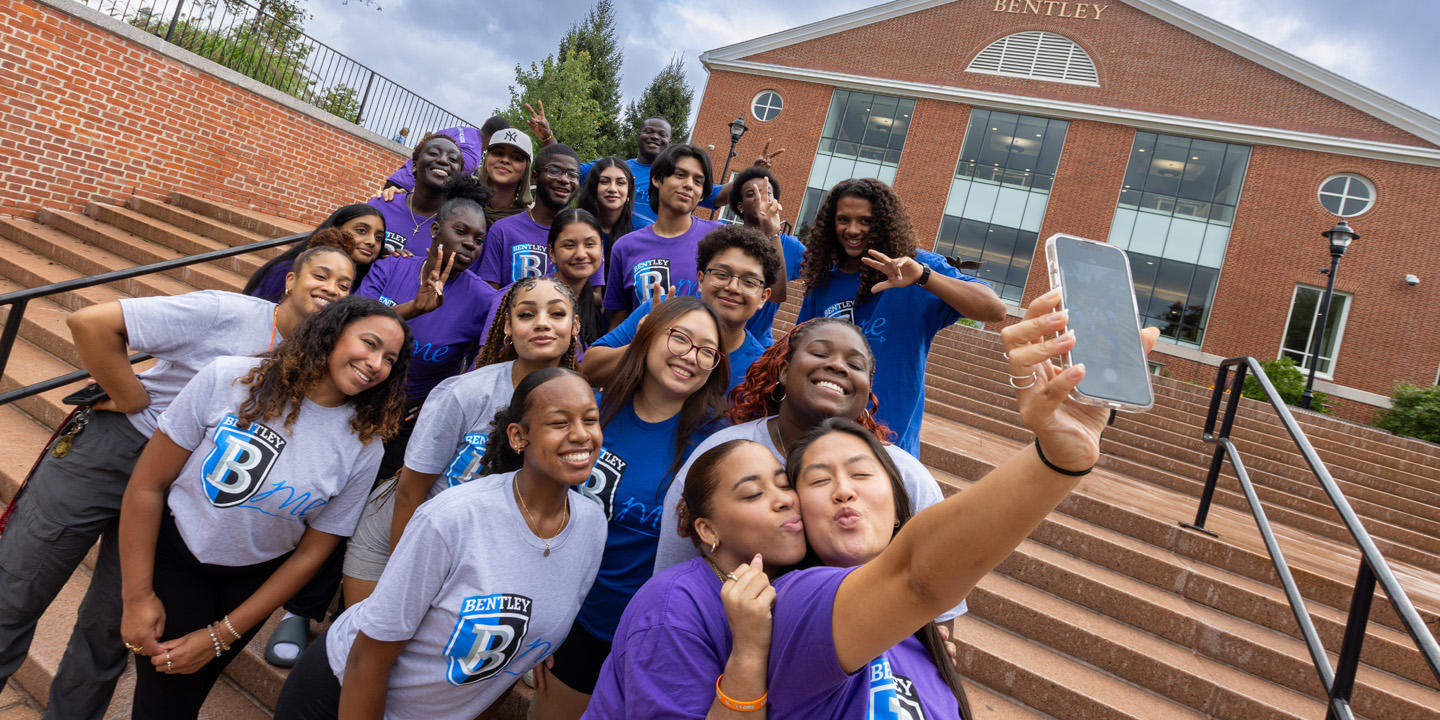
left=1318, top=172, right=1376, bottom=217
left=751, top=90, right=783, bottom=122
left=965, top=31, right=1100, bottom=87
left=1279, top=284, right=1352, bottom=381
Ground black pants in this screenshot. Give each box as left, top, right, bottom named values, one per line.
left=273, top=627, right=342, bottom=720
left=131, top=513, right=288, bottom=719
left=282, top=541, right=345, bottom=621
left=376, top=408, right=420, bottom=481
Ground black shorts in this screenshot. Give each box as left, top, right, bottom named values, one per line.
left=547, top=619, right=612, bottom=695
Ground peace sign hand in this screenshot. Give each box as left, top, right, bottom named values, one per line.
left=413, top=245, right=456, bottom=316
left=753, top=139, right=785, bottom=168
left=862, top=249, right=925, bottom=293
left=524, top=101, right=552, bottom=141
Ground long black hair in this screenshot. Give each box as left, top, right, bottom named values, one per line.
left=478, top=367, right=589, bottom=475
left=547, top=208, right=605, bottom=346
left=785, top=418, right=973, bottom=719
left=576, top=156, right=635, bottom=253
left=242, top=204, right=383, bottom=299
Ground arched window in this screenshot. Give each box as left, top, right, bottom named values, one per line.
left=967, top=31, right=1099, bottom=86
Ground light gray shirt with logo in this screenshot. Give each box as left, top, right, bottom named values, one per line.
left=326, top=473, right=605, bottom=719
left=403, top=360, right=515, bottom=499
left=159, top=356, right=380, bottom=566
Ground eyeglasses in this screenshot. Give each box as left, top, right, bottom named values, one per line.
left=666, top=329, right=720, bottom=370
left=541, top=165, right=581, bottom=182
left=704, top=267, right=766, bottom=294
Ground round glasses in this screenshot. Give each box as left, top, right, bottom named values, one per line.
left=704, top=267, right=766, bottom=294
left=666, top=328, right=720, bottom=370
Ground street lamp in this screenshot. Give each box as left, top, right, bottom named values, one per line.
left=710, top=116, right=748, bottom=219
left=1299, top=221, right=1359, bottom=410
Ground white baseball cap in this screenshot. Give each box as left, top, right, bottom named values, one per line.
left=487, top=127, right=533, bottom=160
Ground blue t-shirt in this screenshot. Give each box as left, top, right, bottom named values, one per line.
left=575, top=400, right=714, bottom=642
left=797, top=250, right=988, bottom=456
left=745, top=232, right=805, bottom=347
left=592, top=300, right=764, bottom=391
left=603, top=218, right=723, bottom=313
left=580, top=157, right=719, bottom=233
left=356, top=255, right=500, bottom=402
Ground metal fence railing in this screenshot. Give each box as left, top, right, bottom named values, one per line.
left=79, top=0, right=475, bottom=142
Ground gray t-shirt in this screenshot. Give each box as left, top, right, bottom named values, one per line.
left=121, top=290, right=280, bottom=437
left=326, top=473, right=606, bottom=719
left=403, top=360, right=515, bottom=500
left=159, top=356, right=381, bottom=566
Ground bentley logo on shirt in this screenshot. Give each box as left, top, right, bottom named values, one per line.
left=443, top=432, right=488, bottom=488
left=823, top=299, right=856, bottom=323
left=511, top=244, right=549, bottom=282
left=632, top=258, right=671, bottom=303
left=580, top=449, right=627, bottom=518
left=201, top=415, right=286, bottom=508
left=867, top=657, right=927, bottom=720
left=445, top=593, right=534, bottom=685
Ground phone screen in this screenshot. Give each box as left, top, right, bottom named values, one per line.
left=1054, top=236, right=1153, bottom=408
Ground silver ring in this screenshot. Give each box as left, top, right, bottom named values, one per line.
left=1008, top=373, right=1037, bottom=390
left=725, top=573, right=738, bottom=581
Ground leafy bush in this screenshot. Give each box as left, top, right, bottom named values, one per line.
left=1241, top=356, right=1332, bottom=414
left=1373, top=384, right=1440, bottom=443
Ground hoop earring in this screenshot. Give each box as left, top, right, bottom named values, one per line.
left=770, top=383, right=786, bottom=403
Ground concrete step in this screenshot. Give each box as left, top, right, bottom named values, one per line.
left=36, top=209, right=245, bottom=293
left=85, top=202, right=267, bottom=279
left=965, top=683, right=1057, bottom=720
left=128, top=196, right=275, bottom=250
left=0, top=221, right=198, bottom=303
left=168, top=192, right=313, bottom=238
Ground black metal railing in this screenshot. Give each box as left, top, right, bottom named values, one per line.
left=79, top=0, right=474, bottom=142
left=1181, top=356, right=1440, bottom=720
left=0, top=231, right=307, bottom=407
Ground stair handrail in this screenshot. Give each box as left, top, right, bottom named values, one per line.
left=0, top=231, right=308, bottom=407
left=1182, top=355, right=1440, bottom=720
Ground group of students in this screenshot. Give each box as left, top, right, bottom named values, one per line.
left=0, top=108, right=1166, bottom=720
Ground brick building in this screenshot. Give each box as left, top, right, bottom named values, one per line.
left=689, top=0, right=1440, bottom=422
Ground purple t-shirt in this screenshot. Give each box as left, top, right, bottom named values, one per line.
left=584, top=557, right=730, bottom=719
left=383, top=126, right=484, bottom=192
left=368, top=196, right=434, bottom=257
left=603, top=218, right=723, bottom=312
left=475, top=212, right=604, bottom=286
left=356, top=255, right=500, bottom=402
left=768, top=566, right=961, bottom=719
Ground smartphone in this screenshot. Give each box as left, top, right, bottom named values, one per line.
left=62, top=384, right=109, bottom=406
left=1044, top=233, right=1154, bottom=411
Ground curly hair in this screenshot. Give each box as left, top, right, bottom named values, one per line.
left=697, top=224, right=782, bottom=288
left=726, top=317, right=892, bottom=442
left=799, top=178, right=917, bottom=306
left=472, top=277, right=580, bottom=371
left=235, top=296, right=412, bottom=444
left=726, top=165, right=780, bottom=217
left=599, top=297, right=729, bottom=485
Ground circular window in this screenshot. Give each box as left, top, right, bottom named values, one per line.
left=1318, top=173, right=1375, bottom=217
left=751, top=91, right=783, bottom=122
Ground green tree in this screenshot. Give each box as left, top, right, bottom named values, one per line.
left=499, top=49, right=604, bottom=160
left=559, top=0, right=625, bottom=157
left=1373, top=383, right=1440, bottom=443
left=620, top=56, right=694, bottom=152
left=318, top=84, right=362, bottom=122
left=1240, top=356, right=1332, bottom=414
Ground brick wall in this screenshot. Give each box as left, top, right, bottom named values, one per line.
left=692, top=1, right=1440, bottom=419
left=0, top=0, right=405, bottom=224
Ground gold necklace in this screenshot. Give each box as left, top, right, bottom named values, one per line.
left=405, top=195, right=431, bottom=236
left=514, top=474, right=568, bottom=557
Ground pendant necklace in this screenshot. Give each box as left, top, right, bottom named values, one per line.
left=514, top=474, right=568, bottom=557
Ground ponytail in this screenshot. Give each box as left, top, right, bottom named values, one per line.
left=477, top=366, right=586, bottom=476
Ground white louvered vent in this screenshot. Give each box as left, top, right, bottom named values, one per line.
left=967, top=31, right=1099, bottom=86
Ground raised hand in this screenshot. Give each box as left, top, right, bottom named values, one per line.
left=373, top=186, right=405, bottom=203
left=525, top=101, right=553, bottom=142
left=1000, top=289, right=1160, bottom=472
left=759, top=196, right=784, bottom=237
left=753, top=139, right=785, bottom=168
left=412, top=245, right=456, bottom=316
left=635, top=284, right=676, bottom=334
left=721, top=554, right=776, bottom=653
left=862, top=249, right=925, bottom=293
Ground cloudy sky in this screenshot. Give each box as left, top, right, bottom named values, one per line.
left=304, top=0, right=1440, bottom=135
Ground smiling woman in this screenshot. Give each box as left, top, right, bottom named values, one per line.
left=368, top=133, right=462, bottom=255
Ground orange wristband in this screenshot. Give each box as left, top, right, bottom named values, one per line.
left=715, top=674, right=767, bottom=712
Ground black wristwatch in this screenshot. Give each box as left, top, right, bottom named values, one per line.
left=916, top=263, right=932, bottom=287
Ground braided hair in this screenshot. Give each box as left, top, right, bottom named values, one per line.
left=472, top=277, right=580, bottom=371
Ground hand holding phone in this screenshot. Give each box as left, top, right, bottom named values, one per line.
left=1045, top=233, right=1154, bottom=411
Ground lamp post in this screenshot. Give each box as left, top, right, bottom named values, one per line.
left=710, top=116, right=748, bottom=219
left=1299, top=221, right=1359, bottom=410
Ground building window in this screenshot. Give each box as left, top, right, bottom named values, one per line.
left=1318, top=173, right=1375, bottom=217
left=1108, top=132, right=1251, bottom=347
left=1280, top=285, right=1351, bottom=379
left=795, top=89, right=916, bottom=234
left=966, top=31, right=1099, bottom=86
left=933, top=109, right=1069, bottom=303
left=751, top=91, right=783, bottom=122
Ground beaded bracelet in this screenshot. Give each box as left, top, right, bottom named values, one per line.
left=206, top=626, right=226, bottom=658
left=221, top=615, right=241, bottom=643
left=715, top=674, right=767, bottom=712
